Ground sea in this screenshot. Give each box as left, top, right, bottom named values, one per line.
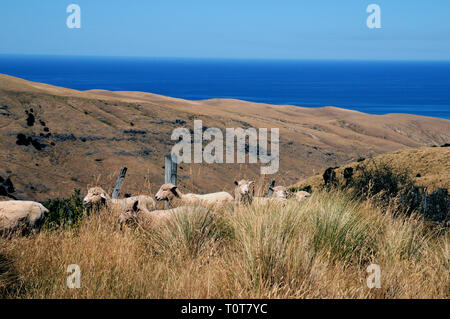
left=0, top=55, right=449, bottom=119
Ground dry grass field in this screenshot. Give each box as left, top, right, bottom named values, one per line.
left=1, top=190, right=448, bottom=299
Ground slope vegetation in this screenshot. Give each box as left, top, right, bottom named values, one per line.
left=0, top=73, right=449, bottom=201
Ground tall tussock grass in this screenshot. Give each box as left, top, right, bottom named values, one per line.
left=310, top=197, right=378, bottom=266
left=230, top=202, right=305, bottom=291
left=145, top=207, right=233, bottom=259
left=0, top=190, right=448, bottom=298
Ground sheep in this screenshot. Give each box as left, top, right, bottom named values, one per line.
left=234, top=180, right=254, bottom=205
left=269, top=186, right=288, bottom=199
left=0, top=200, right=49, bottom=235
left=295, top=191, right=311, bottom=202
left=83, top=187, right=156, bottom=212
left=235, top=180, right=289, bottom=207
left=155, top=183, right=233, bottom=208
left=119, top=200, right=207, bottom=229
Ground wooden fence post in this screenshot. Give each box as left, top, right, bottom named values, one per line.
left=422, top=186, right=428, bottom=212
left=111, top=167, right=127, bottom=199
left=164, top=154, right=177, bottom=209
left=267, top=180, right=275, bottom=198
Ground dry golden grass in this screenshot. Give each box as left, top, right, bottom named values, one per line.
left=294, top=146, right=450, bottom=192
left=0, top=191, right=448, bottom=299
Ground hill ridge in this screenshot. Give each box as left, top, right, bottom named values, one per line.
left=0, top=73, right=449, bottom=201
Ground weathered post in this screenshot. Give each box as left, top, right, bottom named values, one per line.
left=267, top=180, right=275, bottom=198
left=111, top=167, right=127, bottom=199
left=422, top=186, right=428, bottom=213
left=164, top=154, right=177, bottom=209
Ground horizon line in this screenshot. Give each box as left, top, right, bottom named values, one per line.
left=1, top=53, right=450, bottom=63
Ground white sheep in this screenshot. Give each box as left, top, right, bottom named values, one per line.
left=155, top=183, right=233, bottom=207
left=295, top=191, right=311, bottom=202
left=119, top=200, right=207, bottom=229
left=234, top=180, right=288, bottom=206
left=269, top=186, right=288, bottom=199
left=0, top=200, right=49, bottom=235
left=234, top=180, right=255, bottom=205
left=83, top=187, right=156, bottom=212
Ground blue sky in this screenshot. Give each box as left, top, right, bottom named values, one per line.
left=0, top=0, right=449, bottom=60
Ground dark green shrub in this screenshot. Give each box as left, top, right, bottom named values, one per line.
left=349, top=161, right=414, bottom=207
left=341, top=162, right=448, bottom=223
left=423, top=189, right=449, bottom=223
left=403, top=187, right=450, bottom=223
left=43, top=189, right=86, bottom=230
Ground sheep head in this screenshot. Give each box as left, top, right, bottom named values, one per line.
left=296, top=191, right=311, bottom=202
left=270, top=186, right=288, bottom=199
left=234, top=180, right=254, bottom=204
left=155, top=183, right=179, bottom=201
left=83, top=187, right=109, bottom=208
left=119, top=200, right=140, bottom=225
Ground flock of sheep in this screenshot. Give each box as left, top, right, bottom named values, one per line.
left=0, top=180, right=311, bottom=235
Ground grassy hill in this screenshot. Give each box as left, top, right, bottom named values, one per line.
left=0, top=73, right=449, bottom=202
left=293, top=146, right=450, bottom=192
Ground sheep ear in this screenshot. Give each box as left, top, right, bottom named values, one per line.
left=170, top=185, right=180, bottom=197
left=132, top=200, right=139, bottom=212
left=100, top=193, right=107, bottom=199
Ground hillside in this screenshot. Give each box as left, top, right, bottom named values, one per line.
left=293, top=146, right=450, bottom=192
left=0, top=73, right=449, bottom=201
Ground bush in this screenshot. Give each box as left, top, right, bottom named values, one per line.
left=337, top=161, right=449, bottom=223
left=402, top=187, right=450, bottom=223
left=348, top=161, right=414, bottom=207
left=42, top=189, right=86, bottom=230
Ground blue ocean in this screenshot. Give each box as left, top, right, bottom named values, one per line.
left=0, top=55, right=449, bottom=119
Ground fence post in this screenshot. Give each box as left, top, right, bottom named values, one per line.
left=164, top=154, right=177, bottom=209
left=267, top=180, right=275, bottom=198
left=422, top=186, right=428, bottom=212
left=111, top=167, right=127, bottom=199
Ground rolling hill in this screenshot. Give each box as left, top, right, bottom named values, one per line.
left=292, top=146, right=450, bottom=192
left=0, top=73, right=449, bottom=201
